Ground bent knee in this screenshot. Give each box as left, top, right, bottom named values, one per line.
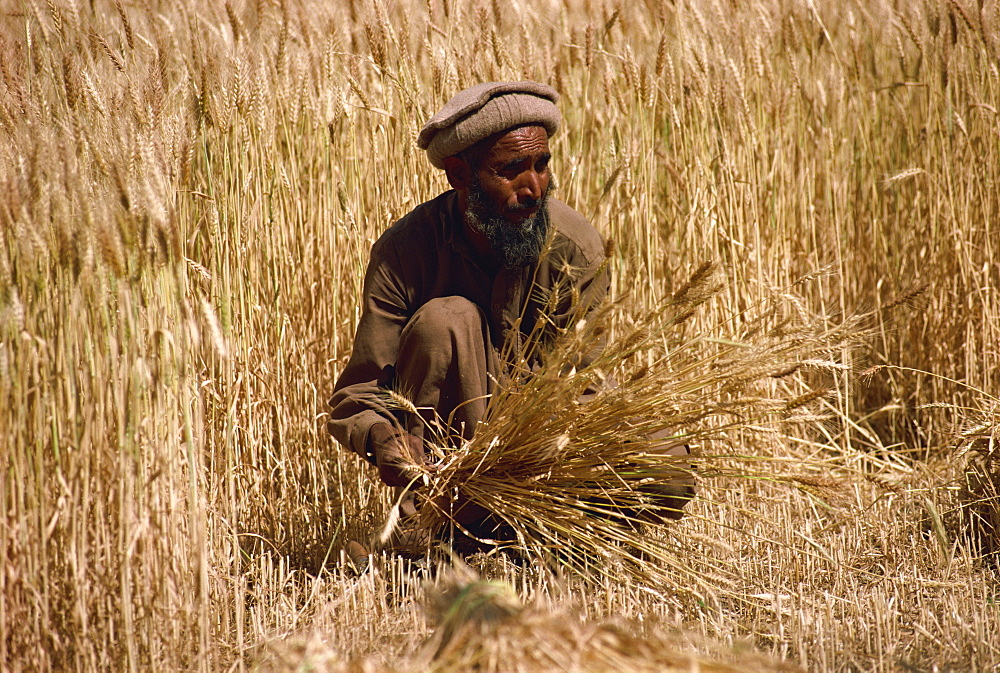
left=403, top=296, right=485, bottom=341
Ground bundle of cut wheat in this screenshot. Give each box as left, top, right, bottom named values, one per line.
left=419, top=563, right=804, bottom=673
left=395, top=262, right=871, bottom=588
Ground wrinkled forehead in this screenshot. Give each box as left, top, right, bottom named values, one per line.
left=467, top=124, right=550, bottom=167
left=485, top=125, right=549, bottom=156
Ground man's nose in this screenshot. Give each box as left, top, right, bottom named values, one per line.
left=517, top=169, right=544, bottom=202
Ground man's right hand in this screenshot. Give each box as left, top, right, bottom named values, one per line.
left=367, top=423, right=426, bottom=487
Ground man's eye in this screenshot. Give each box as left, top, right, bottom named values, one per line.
left=498, top=165, right=524, bottom=178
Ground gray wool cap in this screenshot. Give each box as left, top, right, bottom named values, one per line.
left=417, top=81, right=560, bottom=169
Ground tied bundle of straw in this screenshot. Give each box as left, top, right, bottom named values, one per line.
left=392, top=261, right=870, bottom=587
left=418, top=563, right=803, bottom=672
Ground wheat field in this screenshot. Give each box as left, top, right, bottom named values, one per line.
left=1, top=0, right=998, bottom=670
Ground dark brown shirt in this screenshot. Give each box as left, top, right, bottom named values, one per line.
left=328, top=190, right=607, bottom=459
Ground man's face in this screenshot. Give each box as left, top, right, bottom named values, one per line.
left=464, top=125, right=553, bottom=268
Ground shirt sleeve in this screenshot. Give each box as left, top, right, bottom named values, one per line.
left=327, top=235, right=411, bottom=460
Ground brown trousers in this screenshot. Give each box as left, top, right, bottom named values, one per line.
left=395, top=296, right=500, bottom=443
left=392, top=295, right=693, bottom=529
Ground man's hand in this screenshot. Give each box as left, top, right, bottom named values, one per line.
left=368, top=423, right=426, bottom=487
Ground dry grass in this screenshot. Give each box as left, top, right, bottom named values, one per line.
left=1, top=0, right=998, bottom=671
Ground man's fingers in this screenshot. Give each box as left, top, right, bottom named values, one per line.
left=403, top=434, right=426, bottom=463
left=377, top=437, right=429, bottom=487
left=370, top=424, right=428, bottom=487
left=378, top=461, right=422, bottom=487
left=378, top=463, right=422, bottom=487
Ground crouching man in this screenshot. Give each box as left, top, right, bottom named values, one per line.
left=327, top=82, right=693, bottom=560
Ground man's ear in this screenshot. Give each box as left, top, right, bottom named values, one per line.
left=443, top=156, right=472, bottom=191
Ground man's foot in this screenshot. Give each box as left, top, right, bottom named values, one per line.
left=343, top=540, right=370, bottom=574
left=383, top=523, right=434, bottom=559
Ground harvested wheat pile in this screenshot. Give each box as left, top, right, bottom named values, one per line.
left=424, top=563, right=808, bottom=673
left=254, top=564, right=803, bottom=673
